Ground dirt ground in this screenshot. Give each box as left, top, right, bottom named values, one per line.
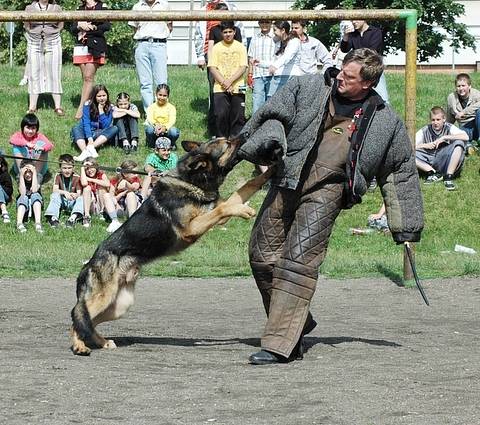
left=0, top=275, right=479, bottom=425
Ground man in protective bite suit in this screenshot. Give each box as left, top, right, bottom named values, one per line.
left=237, top=48, right=424, bottom=365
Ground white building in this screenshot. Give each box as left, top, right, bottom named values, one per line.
left=166, top=0, right=480, bottom=71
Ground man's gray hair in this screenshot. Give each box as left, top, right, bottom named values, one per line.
left=343, top=48, right=384, bottom=85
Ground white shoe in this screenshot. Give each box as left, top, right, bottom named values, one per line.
left=106, top=220, right=122, bottom=233
left=17, top=223, right=27, bottom=233
left=87, top=145, right=99, bottom=158
left=35, top=223, right=44, bottom=234
left=73, top=148, right=91, bottom=162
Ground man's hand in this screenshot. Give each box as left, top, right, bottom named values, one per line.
left=455, top=111, right=465, bottom=120
left=197, top=59, right=206, bottom=70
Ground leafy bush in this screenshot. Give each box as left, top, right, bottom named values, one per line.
left=0, top=0, right=138, bottom=64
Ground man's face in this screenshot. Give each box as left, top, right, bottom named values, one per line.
left=60, top=163, right=74, bottom=178
left=336, top=61, right=373, bottom=100
left=291, top=23, right=304, bottom=38
left=456, top=79, right=471, bottom=98
left=222, top=28, right=235, bottom=43
left=156, top=147, right=171, bottom=160
left=352, top=20, right=367, bottom=31
left=258, top=20, right=272, bottom=33
left=430, top=112, right=446, bottom=132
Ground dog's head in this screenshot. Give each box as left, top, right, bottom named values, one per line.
left=176, top=136, right=245, bottom=192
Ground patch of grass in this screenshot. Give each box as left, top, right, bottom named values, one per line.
left=0, top=65, right=479, bottom=279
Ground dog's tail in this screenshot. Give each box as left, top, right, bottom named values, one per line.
left=71, top=266, right=95, bottom=343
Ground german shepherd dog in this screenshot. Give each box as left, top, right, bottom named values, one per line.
left=71, top=137, right=270, bottom=356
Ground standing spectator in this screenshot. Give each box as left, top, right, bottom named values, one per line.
left=16, top=160, right=44, bottom=233
left=144, top=84, right=180, bottom=149
left=45, top=154, right=84, bottom=228
left=255, top=21, right=302, bottom=99
left=24, top=0, right=64, bottom=116
left=129, top=0, right=172, bottom=112
left=110, top=160, right=142, bottom=218
left=10, top=113, right=54, bottom=183
left=0, top=154, right=13, bottom=224
left=141, top=136, right=178, bottom=199
left=113, top=92, right=141, bottom=154
left=208, top=21, right=248, bottom=138
left=194, top=0, right=244, bottom=137
left=291, top=20, right=333, bottom=75
left=248, top=20, right=275, bottom=114
left=416, top=106, right=469, bottom=191
left=340, top=20, right=389, bottom=103
left=446, top=73, right=480, bottom=153
left=71, top=84, right=118, bottom=162
left=72, top=0, right=111, bottom=120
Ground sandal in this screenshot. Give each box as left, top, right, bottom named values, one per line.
left=54, top=107, right=65, bottom=117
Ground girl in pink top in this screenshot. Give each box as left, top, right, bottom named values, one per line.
left=9, top=113, right=54, bottom=183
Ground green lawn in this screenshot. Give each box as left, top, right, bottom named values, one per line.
left=0, top=65, right=479, bottom=280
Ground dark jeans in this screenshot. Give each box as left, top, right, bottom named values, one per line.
left=114, top=116, right=139, bottom=142
left=460, top=108, right=480, bottom=142
left=213, top=92, right=245, bottom=138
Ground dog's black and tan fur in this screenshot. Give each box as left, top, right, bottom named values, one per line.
left=71, top=137, right=270, bottom=355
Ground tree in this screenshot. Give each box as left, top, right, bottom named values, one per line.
left=0, top=0, right=137, bottom=65
left=292, top=0, right=476, bottom=62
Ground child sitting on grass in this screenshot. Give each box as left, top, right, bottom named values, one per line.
left=16, top=160, right=43, bottom=233
left=110, top=159, right=142, bottom=218
left=80, top=157, right=121, bottom=232
left=45, top=154, right=84, bottom=228
left=141, top=137, right=178, bottom=199
left=0, top=153, right=13, bottom=223
left=113, top=92, right=140, bottom=154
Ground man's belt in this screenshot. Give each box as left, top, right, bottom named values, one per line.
left=138, top=37, right=167, bottom=43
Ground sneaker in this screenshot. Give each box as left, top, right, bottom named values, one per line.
left=47, top=216, right=60, bottom=228
left=131, top=139, right=138, bottom=152
left=82, top=216, right=91, bottom=228
left=424, top=172, right=443, bottom=184
left=73, top=148, right=91, bottom=162
left=106, top=220, right=122, bottom=233
left=17, top=223, right=27, bottom=233
left=87, top=145, right=99, bottom=158
left=122, top=140, right=131, bottom=154
left=2, top=213, right=10, bottom=223
left=368, top=177, right=377, bottom=191
left=65, top=218, right=76, bottom=228
left=466, top=143, right=478, bottom=156
left=35, top=223, right=44, bottom=234
left=444, top=175, right=456, bottom=191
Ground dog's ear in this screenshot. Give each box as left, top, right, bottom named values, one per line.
left=187, top=154, right=211, bottom=171
left=182, top=140, right=202, bottom=152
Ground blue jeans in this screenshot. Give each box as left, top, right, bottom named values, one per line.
left=145, top=126, right=180, bottom=148
left=460, top=108, right=480, bottom=142
left=135, top=41, right=168, bottom=111
left=71, top=124, right=119, bottom=145
left=17, top=192, right=43, bottom=209
left=252, top=76, right=272, bottom=114
left=267, top=75, right=290, bottom=99
left=45, top=192, right=84, bottom=219
left=0, top=185, right=10, bottom=205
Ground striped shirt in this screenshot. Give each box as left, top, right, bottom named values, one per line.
left=248, top=30, right=275, bottom=78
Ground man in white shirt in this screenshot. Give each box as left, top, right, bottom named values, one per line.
left=129, top=0, right=172, bottom=111
left=291, top=20, right=333, bottom=75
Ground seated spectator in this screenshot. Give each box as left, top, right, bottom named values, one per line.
left=110, top=160, right=142, bottom=218
left=10, top=113, right=54, bottom=184
left=45, top=154, right=84, bottom=229
left=145, top=84, right=180, bottom=149
left=80, top=157, right=121, bottom=232
left=16, top=160, right=43, bottom=233
left=208, top=21, right=248, bottom=138
left=113, top=92, right=140, bottom=154
left=0, top=154, right=13, bottom=223
left=416, top=106, right=469, bottom=191
left=141, top=137, right=178, bottom=199
left=367, top=202, right=388, bottom=231
left=71, top=84, right=118, bottom=162
left=446, top=73, right=480, bottom=154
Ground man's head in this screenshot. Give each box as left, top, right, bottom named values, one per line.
left=220, top=21, right=236, bottom=43
left=430, top=106, right=447, bottom=132
left=155, top=137, right=173, bottom=160
left=336, top=48, right=384, bottom=100
left=257, top=19, right=272, bottom=34
left=455, top=73, right=471, bottom=99
left=291, top=20, right=307, bottom=38
left=58, top=154, right=75, bottom=178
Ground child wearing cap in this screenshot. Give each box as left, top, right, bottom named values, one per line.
left=141, top=136, right=178, bottom=199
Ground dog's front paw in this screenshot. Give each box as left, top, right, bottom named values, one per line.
left=103, top=339, right=117, bottom=349
left=235, top=204, right=256, bottom=219
left=71, top=343, right=92, bottom=356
